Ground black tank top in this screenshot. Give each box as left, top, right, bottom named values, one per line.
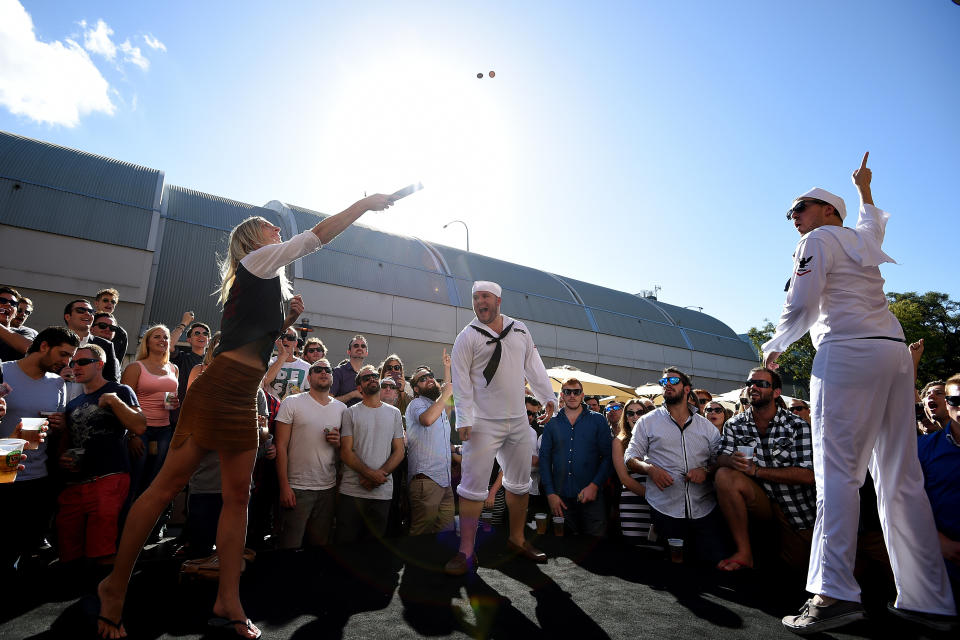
left=215, top=263, right=285, bottom=367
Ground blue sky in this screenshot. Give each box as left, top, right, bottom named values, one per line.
left=1, top=0, right=958, bottom=334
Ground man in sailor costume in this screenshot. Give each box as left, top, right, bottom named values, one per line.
left=445, top=281, right=556, bottom=575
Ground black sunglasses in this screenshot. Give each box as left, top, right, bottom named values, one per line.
left=191, top=330, right=210, bottom=337
left=0, top=296, right=17, bottom=306
left=73, top=306, right=94, bottom=315
left=351, top=343, right=367, bottom=349
left=659, top=376, right=681, bottom=386
left=745, top=379, right=773, bottom=389
left=704, top=407, right=724, bottom=414
left=945, top=395, right=960, bottom=407
left=697, top=398, right=708, bottom=404
left=310, top=366, right=332, bottom=374
left=305, top=347, right=323, bottom=354
left=786, top=198, right=829, bottom=219
left=93, top=322, right=118, bottom=332
left=359, top=373, right=379, bottom=382
left=789, top=406, right=808, bottom=413
left=281, top=335, right=298, bottom=342
left=383, top=364, right=402, bottom=372
left=625, top=409, right=644, bottom=417
left=414, top=372, right=435, bottom=383
left=70, top=358, right=100, bottom=367
left=380, top=382, right=397, bottom=389
left=561, top=388, right=582, bottom=396
left=526, top=410, right=539, bottom=417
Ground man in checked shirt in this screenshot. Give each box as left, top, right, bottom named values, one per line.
left=714, top=367, right=814, bottom=572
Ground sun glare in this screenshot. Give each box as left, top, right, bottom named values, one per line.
left=314, top=51, right=517, bottom=244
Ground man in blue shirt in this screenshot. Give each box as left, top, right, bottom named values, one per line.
left=540, top=377, right=612, bottom=536
left=917, top=373, right=960, bottom=611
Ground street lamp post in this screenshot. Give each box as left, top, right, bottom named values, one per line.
left=443, top=220, right=470, bottom=252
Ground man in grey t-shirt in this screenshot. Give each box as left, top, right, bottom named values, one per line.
left=337, top=364, right=405, bottom=543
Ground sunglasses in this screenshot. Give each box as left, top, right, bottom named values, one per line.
left=380, top=382, right=397, bottom=390
left=0, top=296, right=17, bottom=306
left=305, top=347, right=323, bottom=354
left=359, top=373, right=379, bottom=382
left=697, top=398, right=708, bottom=404
left=19, top=308, right=32, bottom=316
left=945, top=395, right=960, bottom=407
left=73, top=306, right=94, bottom=315
left=789, top=406, right=808, bottom=413
left=310, top=366, right=332, bottom=374
left=786, top=198, right=829, bottom=219
left=70, top=358, right=100, bottom=367
left=351, top=343, right=367, bottom=349
left=606, top=405, right=622, bottom=413
left=526, top=410, right=539, bottom=417
left=93, top=322, right=118, bottom=332
left=414, top=372, right=435, bottom=383
left=282, top=335, right=298, bottom=342
left=704, top=407, right=724, bottom=414
left=561, top=388, right=582, bottom=396
left=625, top=409, right=644, bottom=417
left=191, top=330, right=210, bottom=337
left=659, top=376, right=681, bottom=386
left=383, top=364, right=402, bottom=372
left=745, top=379, right=773, bottom=388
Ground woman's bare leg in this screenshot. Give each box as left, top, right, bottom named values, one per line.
left=211, top=447, right=259, bottom=639
left=96, top=438, right=208, bottom=639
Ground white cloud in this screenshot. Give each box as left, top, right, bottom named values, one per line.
left=0, top=0, right=115, bottom=127
left=119, top=39, right=148, bottom=70
left=81, top=17, right=116, bottom=60
left=143, top=33, right=166, bottom=52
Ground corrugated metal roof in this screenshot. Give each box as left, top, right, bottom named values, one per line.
left=283, top=204, right=453, bottom=305
left=0, top=131, right=160, bottom=207
left=435, top=246, right=576, bottom=305
left=0, top=131, right=161, bottom=249
left=559, top=277, right=671, bottom=323
left=164, top=185, right=284, bottom=232
left=589, top=307, right=689, bottom=349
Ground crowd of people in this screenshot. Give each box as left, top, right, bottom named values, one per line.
left=0, top=159, right=958, bottom=637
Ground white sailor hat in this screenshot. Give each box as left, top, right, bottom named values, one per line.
left=794, top=188, right=847, bottom=222
left=471, top=281, right=502, bottom=297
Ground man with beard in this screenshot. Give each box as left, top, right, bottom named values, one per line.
left=62, top=300, right=120, bottom=382
left=624, top=367, right=726, bottom=565
left=714, top=367, right=815, bottom=572
left=302, top=337, right=327, bottom=366
left=0, top=326, right=79, bottom=577
left=405, top=353, right=456, bottom=535
left=11, top=296, right=32, bottom=330
left=274, top=359, right=345, bottom=548
left=337, top=364, right=405, bottom=542
left=585, top=396, right=601, bottom=414
left=446, top=281, right=556, bottom=575
left=765, top=154, right=956, bottom=633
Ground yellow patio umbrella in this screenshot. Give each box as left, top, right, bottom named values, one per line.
left=544, top=366, right=636, bottom=403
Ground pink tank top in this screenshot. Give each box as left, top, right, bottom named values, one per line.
left=135, top=360, right=179, bottom=426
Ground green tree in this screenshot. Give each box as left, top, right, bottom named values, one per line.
left=747, top=321, right=815, bottom=395
left=887, top=291, right=960, bottom=385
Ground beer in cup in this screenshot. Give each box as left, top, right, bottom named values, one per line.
left=552, top=515, right=565, bottom=537
left=0, top=439, right=28, bottom=483
left=19, top=417, right=46, bottom=450
left=736, top=445, right=755, bottom=461
left=535, top=512, right=548, bottom=534
left=163, top=392, right=177, bottom=410
left=668, top=538, right=684, bottom=563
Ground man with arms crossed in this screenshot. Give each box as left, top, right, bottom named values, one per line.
left=446, top=281, right=556, bottom=575
left=765, top=153, right=956, bottom=633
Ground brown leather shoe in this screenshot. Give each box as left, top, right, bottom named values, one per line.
left=444, top=552, right=478, bottom=576
left=506, top=539, right=547, bottom=564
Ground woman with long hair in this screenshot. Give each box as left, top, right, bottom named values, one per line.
left=612, top=398, right=655, bottom=544
left=703, top=400, right=731, bottom=432
left=97, top=194, right=395, bottom=639
left=120, top=325, right=179, bottom=531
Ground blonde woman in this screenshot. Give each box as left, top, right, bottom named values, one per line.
left=121, top=325, right=179, bottom=505
left=97, top=194, right=395, bottom=639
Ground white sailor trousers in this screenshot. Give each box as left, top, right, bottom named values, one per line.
left=806, top=339, right=956, bottom=614
left=457, top=416, right=534, bottom=502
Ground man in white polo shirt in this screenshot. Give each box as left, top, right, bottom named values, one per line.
left=446, top=281, right=556, bottom=575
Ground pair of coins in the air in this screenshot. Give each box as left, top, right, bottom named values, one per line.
left=477, top=71, right=495, bottom=78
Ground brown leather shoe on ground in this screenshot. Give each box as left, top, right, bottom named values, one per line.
left=506, top=539, right=547, bottom=564
left=444, top=552, right=478, bottom=576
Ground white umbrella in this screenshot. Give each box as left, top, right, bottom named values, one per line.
left=545, top=366, right=636, bottom=402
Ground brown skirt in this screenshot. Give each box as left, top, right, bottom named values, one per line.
left=171, top=356, right=264, bottom=452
